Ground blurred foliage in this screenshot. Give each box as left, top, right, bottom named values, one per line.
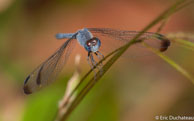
left=22, top=77, right=67, bottom=121
left=22, top=74, right=119, bottom=121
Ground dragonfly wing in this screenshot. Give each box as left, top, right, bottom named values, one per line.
left=88, top=28, right=170, bottom=52
left=23, top=34, right=77, bottom=94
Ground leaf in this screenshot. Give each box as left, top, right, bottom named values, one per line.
left=143, top=42, right=194, bottom=84
left=171, top=38, right=194, bottom=51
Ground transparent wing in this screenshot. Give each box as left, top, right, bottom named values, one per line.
left=88, top=28, right=170, bottom=57
left=23, top=34, right=77, bottom=94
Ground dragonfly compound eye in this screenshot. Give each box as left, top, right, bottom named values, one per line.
left=86, top=38, right=97, bottom=47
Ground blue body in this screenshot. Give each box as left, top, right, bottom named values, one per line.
left=56, top=28, right=101, bottom=52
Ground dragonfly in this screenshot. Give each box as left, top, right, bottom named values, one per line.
left=23, top=28, right=170, bottom=94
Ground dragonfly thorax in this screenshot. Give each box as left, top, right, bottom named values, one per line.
left=76, top=28, right=101, bottom=52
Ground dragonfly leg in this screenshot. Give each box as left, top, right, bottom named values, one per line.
left=87, top=52, right=97, bottom=78
left=91, top=53, right=104, bottom=79
left=87, top=52, right=94, bottom=69
left=97, top=51, right=104, bottom=59
left=90, top=53, right=98, bottom=68
left=94, top=51, right=104, bottom=74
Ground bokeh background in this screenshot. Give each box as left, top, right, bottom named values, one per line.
left=0, top=0, right=194, bottom=121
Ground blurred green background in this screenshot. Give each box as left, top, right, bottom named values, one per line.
left=0, top=0, right=194, bottom=121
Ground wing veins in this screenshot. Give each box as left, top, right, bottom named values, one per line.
left=88, top=28, right=170, bottom=51
left=23, top=33, right=77, bottom=94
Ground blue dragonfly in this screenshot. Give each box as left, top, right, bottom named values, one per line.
left=23, top=28, right=170, bottom=94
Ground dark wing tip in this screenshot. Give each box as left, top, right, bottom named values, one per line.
left=160, top=38, right=171, bottom=52
left=23, top=76, right=32, bottom=94
left=23, top=85, right=32, bottom=94
left=155, top=34, right=171, bottom=52
left=24, top=75, right=30, bottom=84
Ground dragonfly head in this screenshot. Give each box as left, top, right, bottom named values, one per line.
left=85, top=37, right=101, bottom=52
